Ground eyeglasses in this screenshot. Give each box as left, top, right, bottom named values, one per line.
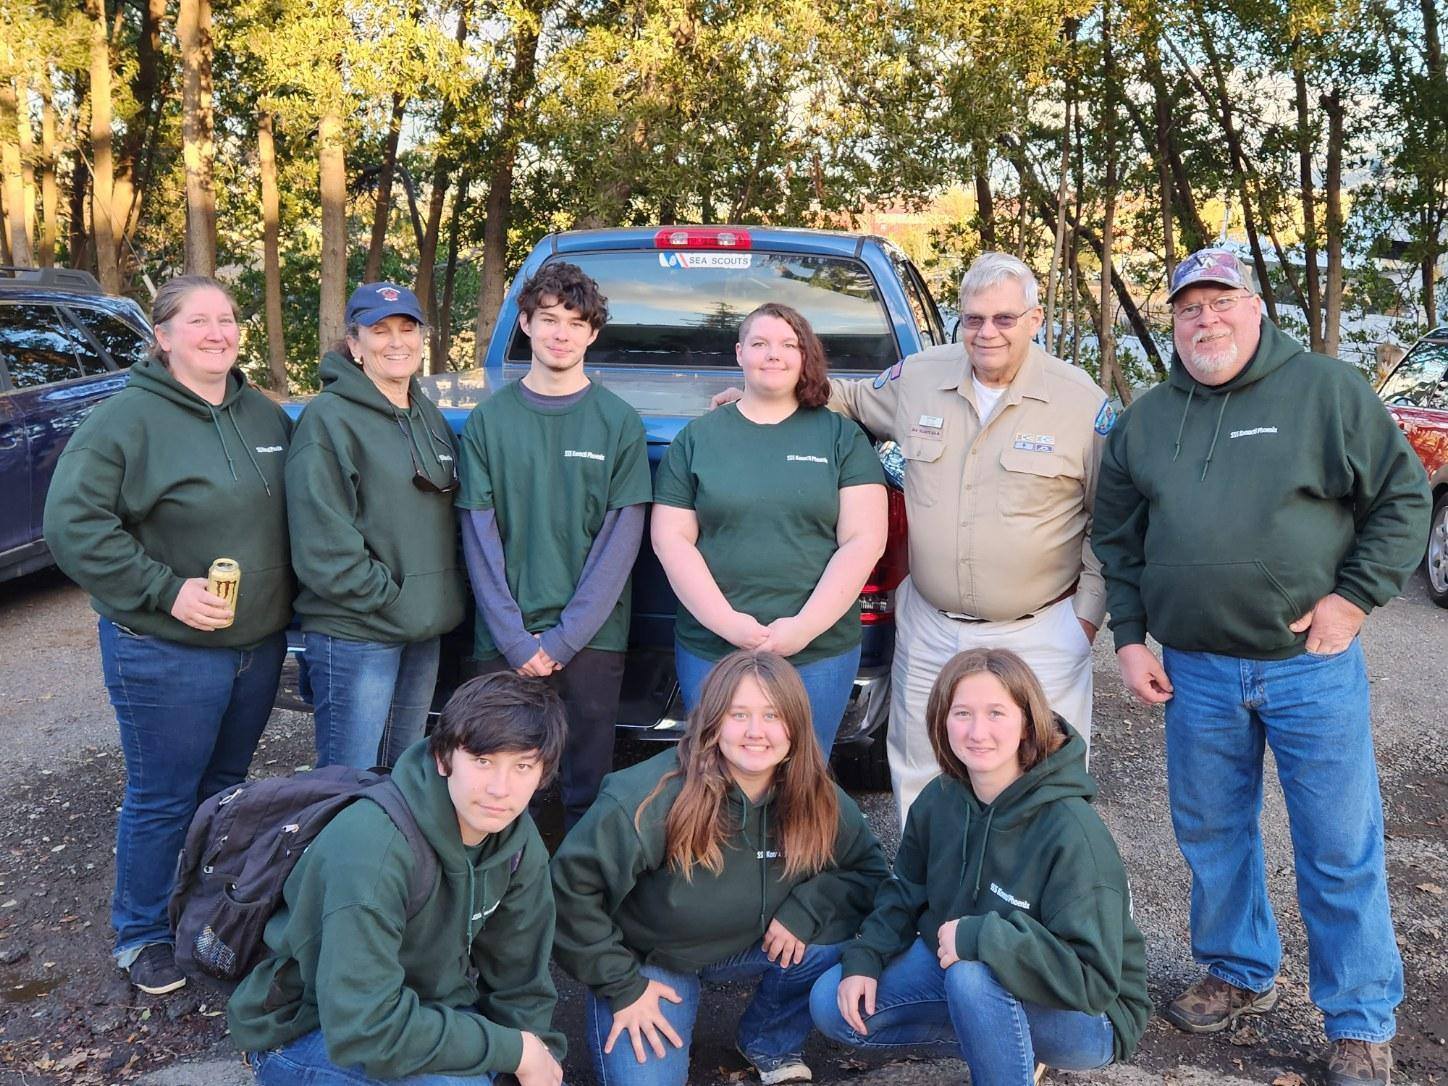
left=395, top=417, right=459, bottom=494
left=961, top=308, right=1034, bottom=331
left=1173, top=293, right=1252, bottom=321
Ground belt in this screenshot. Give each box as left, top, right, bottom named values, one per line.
left=938, top=582, right=1078, bottom=624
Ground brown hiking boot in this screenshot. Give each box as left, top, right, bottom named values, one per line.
left=1326, top=1039, right=1392, bottom=1085
left=1162, top=974, right=1279, bottom=1033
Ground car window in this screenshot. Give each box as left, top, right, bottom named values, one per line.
left=1379, top=341, right=1448, bottom=408
left=0, top=303, right=96, bottom=389
left=507, top=251, right=898, bottom=371
left=64, top=305, right=150, bottom=370
left=894, top=254, right=943, bottom=347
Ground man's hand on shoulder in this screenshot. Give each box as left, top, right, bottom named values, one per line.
left=707, top=387, right=743, bottom=410
left=1117, top=643, right=1173, bottom=705
left=514, top=1030, right=563, bottom=1086
left=1289, top=592, right=1366, bottom=655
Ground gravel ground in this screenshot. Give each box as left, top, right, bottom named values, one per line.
left=0, top=568, right=1443, bottom=1085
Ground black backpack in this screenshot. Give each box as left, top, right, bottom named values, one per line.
left=168, top=764, right=440, bottom=990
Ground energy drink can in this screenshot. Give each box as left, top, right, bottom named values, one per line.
left=207, top=558, right=240, bottom=629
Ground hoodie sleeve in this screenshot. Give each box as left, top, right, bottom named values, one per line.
left=43, top=444, right=185, bottom=615
left=951, top=827, right=1132, bottom=1017
left=1091, top=415, right=1152, bottom=649
left=840, top=799, right=931, bottom=979
left=471, top=833, right=565, bottom=1061
left=1330, top=376, right=1432, bottom=614
left=309, top=873, right=527, bottom=1077
left=549, top=792, right=654, bottom=1010
left=773, top=790, right=889, bottom=944
left=285, top=432, right=401, bottom=615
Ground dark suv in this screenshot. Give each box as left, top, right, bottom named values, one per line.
left=0, top=267, right=151, bottom=582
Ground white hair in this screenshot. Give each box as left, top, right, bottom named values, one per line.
left=958, top=252, right=1040, bottom=310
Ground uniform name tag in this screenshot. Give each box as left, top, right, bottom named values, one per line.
left=918, top=414, right=944, bottom=428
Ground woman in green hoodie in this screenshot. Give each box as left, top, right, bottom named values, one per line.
left=551, top=650, right=888, bottom=1086
left=42, top=275, right=293, bottom=997
left=809, top=648, right=1150, bottom=1085
left=286, top=282, right=465, bottom=770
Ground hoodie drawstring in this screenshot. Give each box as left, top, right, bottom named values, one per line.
left=758, top=801, right=769, bottom=931
left=1200, top=392, right=1231, bottom=481
left=971, top=807, right=996, bottom=901
left=1171, top=384, right=1195, bottom=463
left=228, top=404, right=273, bottom=496
left=208, top=409, right=239, bottom=482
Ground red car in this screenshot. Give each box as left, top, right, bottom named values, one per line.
left=1377, top=327, right=1448, bottom=607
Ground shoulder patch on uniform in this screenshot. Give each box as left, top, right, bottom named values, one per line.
left=1093, top=401, right=1117, bottom=435
left=873, top=358, right=906, bottom=389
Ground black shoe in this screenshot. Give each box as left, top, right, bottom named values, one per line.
left=126, top=943, right=186, bottom=995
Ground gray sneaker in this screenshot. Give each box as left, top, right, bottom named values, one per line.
left=126, top=943, right=186, bottom=995
left=739, top=1047, right=812, bottom=1085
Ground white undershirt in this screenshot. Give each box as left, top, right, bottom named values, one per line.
left=972, top=375, right=1006, bottom=422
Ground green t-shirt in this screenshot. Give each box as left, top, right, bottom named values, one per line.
left=653, top=404, right=886, bottom=665
left=456, top=381, right=652, bottom=659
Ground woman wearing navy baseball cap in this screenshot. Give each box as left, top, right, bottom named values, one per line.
left=285, top=282, right=466, bottom=769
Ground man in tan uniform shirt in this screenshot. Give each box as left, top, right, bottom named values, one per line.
left=830, top=253, right=1114, bottom=822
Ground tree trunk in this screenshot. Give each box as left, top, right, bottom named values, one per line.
left=1321, top=87, right=1345, bottom=358
left=38, top=84, right=57, bottom=267
left=1044, top=98, right=1072, bottom=355
left=179, top=0, right=217, bottom=275
left=69, top=152, right=91, bottom=271
left=439, top=184, right=469, bottom=367
left=364, top=92, right=406, bottom=283
left=974, top=156, right=996, bottom=249
left=1, top=80, right=33, bottom=266
left=16, top=74, right=36, bottom=254
left=1096, top=0, right=1130, bottom=405
left=318, top=110, right=348, bottom=359
left=415, top=0, right=470, bottom=337
left=1152, top=58, right=1176, bottom=283
left=1292, top=52, right=1323, bottom=349
left=473, top=7, right=543, bottom=366
left=85, top=0, right=120, bottom=292
left=258, top=112, right=288, bottom=394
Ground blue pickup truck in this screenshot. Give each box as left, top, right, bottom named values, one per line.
left=291, top=226, right=947, bottom=787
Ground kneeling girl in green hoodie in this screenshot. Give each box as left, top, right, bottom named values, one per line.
left=810, top=649, right=1150, bottom=1085
left=550, top=650, right=888, bottom=1086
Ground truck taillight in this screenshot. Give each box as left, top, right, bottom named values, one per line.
left=653, top=227, right=753, bottom=250
left=858, top=487, right=909, bottom=625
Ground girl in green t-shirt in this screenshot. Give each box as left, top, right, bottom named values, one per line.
left=651, top=304, right=887, bottom=753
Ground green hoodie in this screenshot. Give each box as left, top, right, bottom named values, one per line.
left=551, top=748, right=888, bottom=1010
left=1093, top=318, right=1430, bottom=658
left=226, top=741, right=563, bottom=1077
left=42, top=359, right=292, bottom=647
left=286, top=352, right=465, bottom=642
left=841, top=723, right=1150, bottom=1062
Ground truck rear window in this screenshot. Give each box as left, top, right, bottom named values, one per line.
left=508, top=251, right=899, bottom=372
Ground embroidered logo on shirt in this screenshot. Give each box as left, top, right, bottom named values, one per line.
left=755, top=850, right=782, bottom=860
left=872, top=359, right=906, bottom=388
left=1229, top=427, right=1278, bottom=439
left=989, top=882, right=1031, bottom=910
left=254, top=445, right=284, bottom=453
left=1013, top=433, right=1056, bottom=453
left=1094, top=402, right=1117, bottom=435
left=436, top=453, right=454, bottom=462
left=786, top=454, right=829, bottom=464
left=564, top=449, right=606, bottom=461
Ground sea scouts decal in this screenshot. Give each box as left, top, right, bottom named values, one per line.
left=1094, top=401, right=1117, bottom=435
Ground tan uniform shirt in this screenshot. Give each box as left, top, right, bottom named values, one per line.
left=830, top=342, right=1110, bottom=626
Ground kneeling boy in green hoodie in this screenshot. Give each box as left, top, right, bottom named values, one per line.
left=228, top=674, right=568, bottom=1086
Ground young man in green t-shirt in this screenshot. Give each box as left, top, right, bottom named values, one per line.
left=456, top=262, right=652, bottom=828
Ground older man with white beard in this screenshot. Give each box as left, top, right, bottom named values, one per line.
left=1092, top=248, right=1430, bottom=1086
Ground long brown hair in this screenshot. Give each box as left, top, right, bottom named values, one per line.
left=636, top=651, right=840, bottom=879
left=925, top=648, right=1065, bottom=783
left=737, top=303, right=831, bottom=408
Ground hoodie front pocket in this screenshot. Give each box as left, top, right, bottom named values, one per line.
left=1140, top=560, right=1301, bottom=653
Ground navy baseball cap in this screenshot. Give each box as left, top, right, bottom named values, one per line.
left=1168, top=248, right=1256, bottom=300
left=346, top=282, right=425, bottom=327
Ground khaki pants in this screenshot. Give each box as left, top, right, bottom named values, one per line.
left=888, top=575, right=1094, bottom=828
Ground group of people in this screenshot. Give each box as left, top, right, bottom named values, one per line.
left=39, top=241, right=1429, bottom=1086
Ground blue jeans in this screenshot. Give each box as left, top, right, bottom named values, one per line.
left=98, top=618, right=284, bottom=959
left=250, top=1028, right=495, bottom=1086
left=305, top=633, right=440, bottom=769
left=675, top=642, right=862, bottom=755
left=586, top=941, right=844, bottom=1086
left=809, top=938, right=1114, bottom=1084
left=1162, top=641, right=1401, bottom=1043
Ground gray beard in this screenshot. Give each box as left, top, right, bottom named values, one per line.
left=1184, top=337, right=1239, bottom=380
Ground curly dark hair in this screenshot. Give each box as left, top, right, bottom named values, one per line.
left=517, top=261, right=610, bottom=330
